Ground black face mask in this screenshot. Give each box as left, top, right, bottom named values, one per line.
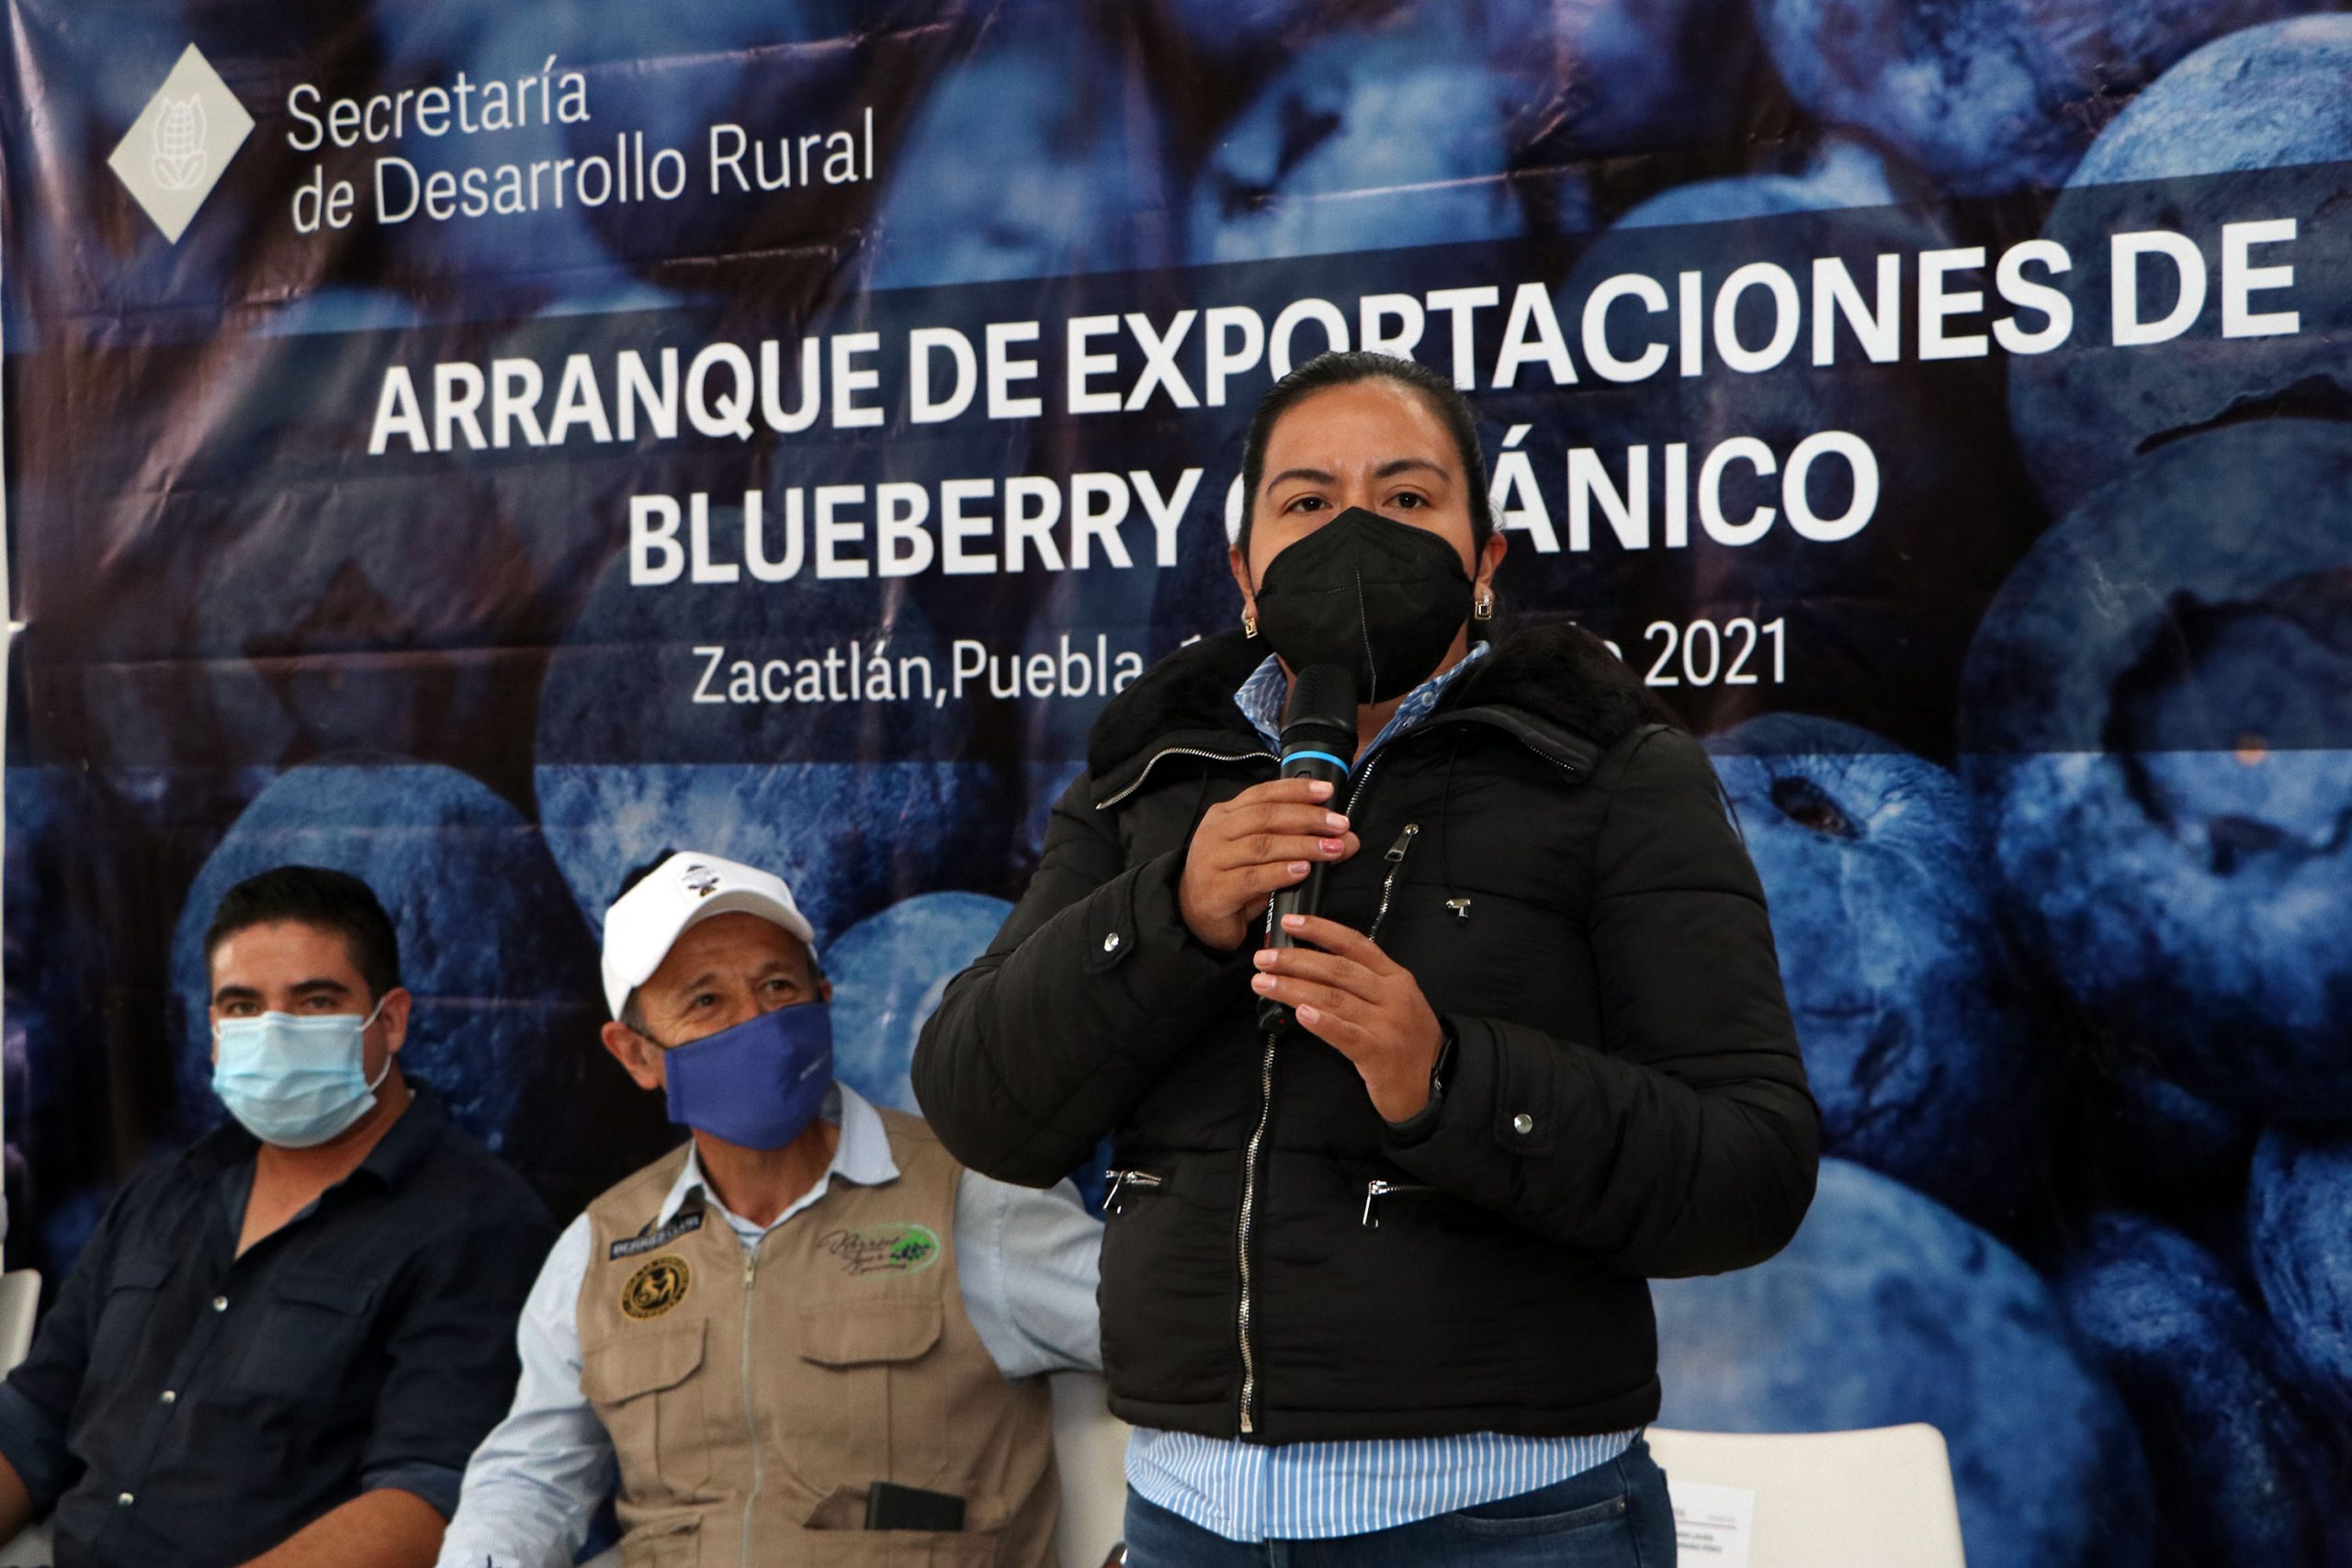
left=1252, top=506, right=1474, bottom=702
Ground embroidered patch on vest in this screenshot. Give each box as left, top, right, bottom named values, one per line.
left=821, top=1223, right=943, bottom=1276
left=621, top=1255, right=693, bottom=1320
left=609, top=1211, right=705, bottom=1261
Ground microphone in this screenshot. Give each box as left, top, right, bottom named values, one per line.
left=1257, top=662, right=1358, bottom=1032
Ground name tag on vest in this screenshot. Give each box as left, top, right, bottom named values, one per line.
left=610, top=1211, right=704, bottom=1260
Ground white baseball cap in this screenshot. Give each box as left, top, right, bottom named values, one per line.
left=600, top=851, right=817, bottom=1020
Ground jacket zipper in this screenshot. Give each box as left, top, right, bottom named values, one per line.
left=1363, top=831, right=1430, bottom=1241
left=740, top=1247, right=762, bottom=1568
left=1351, top=831, right=1430, bottom=1231
left=1095, top=745, right=1274, bottom=811
left=1360, top=1179, right=1439, bottom=1228
left=1103, top=1168, right=1166, bottom=1213
left=1368, top=825, right=1419, bottom=940
left=1236, top=1029, right=1277, bottom=1432
left=1236, top=752, right=1396, bottom=1437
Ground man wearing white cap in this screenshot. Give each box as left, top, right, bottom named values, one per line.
left=435, top=851, right=1102, bottom=1568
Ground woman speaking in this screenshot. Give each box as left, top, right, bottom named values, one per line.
left=914, top=351, right=1819, bottom=1567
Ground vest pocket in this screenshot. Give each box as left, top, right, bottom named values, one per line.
left=616, top=1507, right=701, bottom=1568
left=810, top=1529, right=1003, bottom=1567
left=797, top=1302, right=944, bottom=1367
left=788, top=1301, right=950, bottom=1493
left=583, top=1320, right=713, bottom=1498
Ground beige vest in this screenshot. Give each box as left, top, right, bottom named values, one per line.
left=577, top=1110, right=1059, bottom=1568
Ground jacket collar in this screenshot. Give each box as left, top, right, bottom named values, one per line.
left=1085, top=631, right=1273, bottom=807
left=1085, top=623, right=1662, bottom=807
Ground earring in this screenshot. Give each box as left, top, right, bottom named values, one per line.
left=1473, top=592, right=1494, bottom=622
left=1243, top=611, right=1260, bottom=637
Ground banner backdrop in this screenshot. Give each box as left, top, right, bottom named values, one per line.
left=6, top=2, right=2352, bottom=1562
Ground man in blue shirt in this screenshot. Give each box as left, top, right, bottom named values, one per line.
left=0, top=864, right=556, bottom=1568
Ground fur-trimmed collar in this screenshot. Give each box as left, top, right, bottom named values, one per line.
left=1086, top=622, right=1663, bottom=796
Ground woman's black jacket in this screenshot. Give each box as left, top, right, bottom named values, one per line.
left=913, top=624, right=1820, bottom=1444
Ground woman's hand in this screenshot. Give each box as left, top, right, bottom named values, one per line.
left=1177, top=778, right=1361, bottom=952
left=1251, top=913, right=1445, bottom=1122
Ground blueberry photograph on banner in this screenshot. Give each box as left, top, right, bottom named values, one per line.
left=6, top=1, right=2352, bottom=1560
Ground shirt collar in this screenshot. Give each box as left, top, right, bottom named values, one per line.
left=187, top=1080, right=446, bottom=1191
left=1233, top=641, right=1492, bottom=758
left=655, top=1080, right=899, bottom=1230
left=354, top=1083, right=447, bottom=1188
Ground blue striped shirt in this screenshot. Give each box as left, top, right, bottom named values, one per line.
left=1230, top=641, right=1488, bottom=757
left=1124, top=641, right=1639, bottom=1542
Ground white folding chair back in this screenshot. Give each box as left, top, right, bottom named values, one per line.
left=1050, top=1370, right=1132, bottom=1568
left=0, top=1272, right=39, bottom=1375
left=1647, top=1424, right=1967, bottom=1568
left=0, top=1274, right=47, bottom=1566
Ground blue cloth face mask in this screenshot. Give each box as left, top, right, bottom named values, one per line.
left=211, top=998, right=392, bottom=1148
left=661, top=1002, right=834, bottom=1151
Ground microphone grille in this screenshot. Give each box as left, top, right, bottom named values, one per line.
left=1283, top=662, right=1360, bottom=734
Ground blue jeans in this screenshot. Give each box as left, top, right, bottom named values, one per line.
left=1123, top=1438, right=1676, bottom=1567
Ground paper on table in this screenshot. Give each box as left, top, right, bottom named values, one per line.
left=1670, top=1478, right=1757, bottom=1568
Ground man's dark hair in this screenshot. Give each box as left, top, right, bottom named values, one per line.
left=1237, top=350, right=1495, bottom=560
left=203, top=865, right=401, bottom=1001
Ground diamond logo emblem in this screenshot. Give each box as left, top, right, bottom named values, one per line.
left=107, top=44, right=254, bottom=244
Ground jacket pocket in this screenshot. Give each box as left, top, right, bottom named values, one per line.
left=1357, top=1179, right=1438, bottom=1228
left=584, top=1320, right=712, bottom=1498
left=1096, top=1156, right=1237, bottom=1407
left=789, top=1301, right=948, bottom=1491
left=1103, top=1168, right=1168, bottom=1215
left=88, top=1255, right=173, bottom=1377
left=234, top=1267, right=377, bottom=1399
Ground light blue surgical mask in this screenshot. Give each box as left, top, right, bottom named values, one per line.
left=211, top=997, right=393, bottom=1148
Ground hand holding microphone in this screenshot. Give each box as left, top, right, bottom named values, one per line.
left=1175, top=663, right=1362, bottom=956
left=1214, top=662, right=1442, bottom=1105
left=1255, top=665, right=1359, bottom=1031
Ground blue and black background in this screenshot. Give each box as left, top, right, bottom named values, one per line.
left=6, top=2, right=2352, bottom=1562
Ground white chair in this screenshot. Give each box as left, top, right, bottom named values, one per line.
left=0, top=1273, right=38, bottom=1376
left=575, top=1371, right=1130, bottom=1568
left=1646, top=1424, right=1967, bottom=1568
left=0, top=1273, right=46, bottom=1568
left=0, top=1523, right=44, bottom=1567
left=1050, top=1370, right=1131, bottom=1568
